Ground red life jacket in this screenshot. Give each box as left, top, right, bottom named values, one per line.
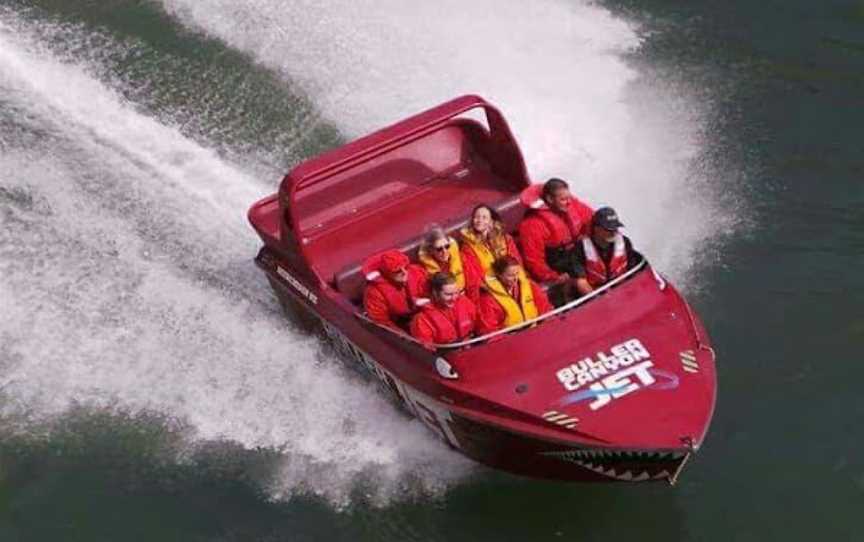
left=417, top=297, right=476, bottom=343
left=366, top=279, right=412, bottom=318
left=362, top=255, right=429, bottom=318
left=534, top=208, right=583, bottom=249
left=520, top=184, right=592, bottom=249
left=582, top=234, right=628, bottom=287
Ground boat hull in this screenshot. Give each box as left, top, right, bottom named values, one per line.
left=260, top=253, right=698, bottom=483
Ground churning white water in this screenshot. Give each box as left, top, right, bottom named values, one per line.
left=0, top=9, right=470, bottom=507
left=160, top=0, right=735, bottom=281
left=1, top=0, right=736, bottom=507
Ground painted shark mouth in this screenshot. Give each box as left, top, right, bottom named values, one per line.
left=540, top=448, right=689, bottom=482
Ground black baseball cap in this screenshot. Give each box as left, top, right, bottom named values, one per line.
left=593, top=207, right=624, bottom=230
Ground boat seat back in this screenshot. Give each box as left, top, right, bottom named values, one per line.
left=334, top=194, right=526, bottom=304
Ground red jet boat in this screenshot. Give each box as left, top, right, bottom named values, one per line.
left=248, top=95, right=717, bottom=483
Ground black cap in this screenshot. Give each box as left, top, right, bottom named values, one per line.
left=593, top=207, right=624, bottom=230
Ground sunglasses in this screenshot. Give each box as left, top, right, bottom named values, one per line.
left=433, top=243, right=450, bottom=252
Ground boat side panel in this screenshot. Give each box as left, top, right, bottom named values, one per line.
left=257, top=250, right=451, bottom=395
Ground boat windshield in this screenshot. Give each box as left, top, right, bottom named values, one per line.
left=356, top=256, right=651, bottom=351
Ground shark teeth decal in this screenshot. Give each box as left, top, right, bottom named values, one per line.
left=545, top=449, right=685, bottom=461
left=539, top=448, right=688, bottom=482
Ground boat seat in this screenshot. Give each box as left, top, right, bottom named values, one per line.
left=333, top=194, right=526, bottom=304
left=333, top=238, right=424, bottom=304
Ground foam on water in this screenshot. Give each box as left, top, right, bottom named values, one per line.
left=160, top=0, right=740, bottom=284
left=1, top=0, right=742, bottom=508
left=0, top=10, right=471, bottom=507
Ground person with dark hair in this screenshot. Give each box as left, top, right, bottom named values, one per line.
left=517, top=177, right=594, bottom=288
left=477, top=256, right=553, bottom=334
left=571, top=207, right=641, bottom=296
left=459, top=204, right=522, bottom=301
left=410, top=272, right=477, bottom=347
left=363, top=250, right=430, bottom=330
left=418, top=226, right=466, bottom=292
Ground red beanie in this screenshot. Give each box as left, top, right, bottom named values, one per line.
left=380, top=250, right=409, bottom=274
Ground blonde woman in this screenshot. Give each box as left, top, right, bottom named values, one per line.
left=459, top=204, right=522, bottom=300
left=417, top=226, right=470, bottom=294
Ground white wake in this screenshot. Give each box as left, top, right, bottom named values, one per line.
left=160, top=0, right=738, bottom=284
left=0, top=8, right=471, bottom=508
left=0, top=0, right=741, bottom=507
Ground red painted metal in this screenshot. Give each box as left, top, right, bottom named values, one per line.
left=248, top=95, right=717, bottom=483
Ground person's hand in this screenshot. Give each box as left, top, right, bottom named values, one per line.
left=575, top=277, right=593, bottom=296
left=554, top=273, right=570, bottom=285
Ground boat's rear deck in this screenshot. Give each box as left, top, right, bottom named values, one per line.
left=294, top=119, right=525, bottom=287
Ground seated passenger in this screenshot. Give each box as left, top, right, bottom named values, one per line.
left=572, top=207, right=641, bottom=296
left=410, top=272, right=477, bottom=348
left=459, top=204, right=522, bottom=301
left=363, top=250, right=430, bottom=330
left=518, top=178, right=594, bottom=287
left=418, top=226, right=468, bottom=293
left=477, top=256, right=553, bottom=335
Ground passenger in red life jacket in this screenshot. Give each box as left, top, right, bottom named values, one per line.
left=477, top=256, right=553, bottom=335
left=459, top=204, right=522, bottom=301
left=363, top=250, right=430, bottom=330
left=518, top=178, right=594, bottom=300
left=572, top=207, right=641, bottom=296
left=410, top=272, right=477, bottom=348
